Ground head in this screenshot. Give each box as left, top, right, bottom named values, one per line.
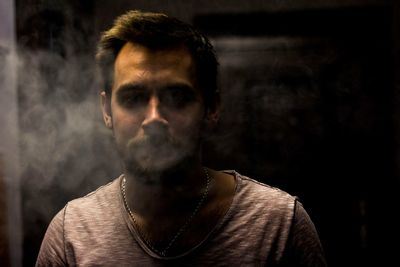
left=96, top=10, right=219, bottom=113
left=96, top=10, right=220, bottom=177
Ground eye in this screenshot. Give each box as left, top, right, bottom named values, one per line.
left=118, top=91, right=149, bottom=108
left=161, top=86, right=196, bottom=109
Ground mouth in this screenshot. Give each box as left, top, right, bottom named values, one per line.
left=127, top=133, right=178, bottom=158
left=125, top=138, right=186, bottom=173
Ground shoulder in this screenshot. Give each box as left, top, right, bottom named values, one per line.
left=229, top=170, right=298, bottom=214
left=61, top=177, right=125, bottom=251
left=36, top=206, right=68, bottom=266
left=228, top=172, right=327, bottom=266
left=36, top=176, right=130, bottom=266
left=218, top=170, right=299, bottom=237
left=56, top=176, right=124, bottom=237
left=207, top=171, right=304, bottom=264
left=65, top=176, right=121, bottom=217
left=39, top=176, right=121, bottom=241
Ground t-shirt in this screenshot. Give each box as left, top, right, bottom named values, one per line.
left=36, top=171, right=327, bottom=266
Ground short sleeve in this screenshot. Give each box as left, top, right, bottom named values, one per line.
left=281, top=200, right=328, bottom=267
left=35, top=206, right=68, bottom=267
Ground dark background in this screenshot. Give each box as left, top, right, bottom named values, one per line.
left=8, top=0, right=400, bottom=266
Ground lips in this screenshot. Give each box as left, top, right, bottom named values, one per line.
left=126, top=133, right=181, bottom=164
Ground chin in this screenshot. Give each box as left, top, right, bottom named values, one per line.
left=125, top=150, right=198, bottom=179
left=137, top=157, right=180, bottom=173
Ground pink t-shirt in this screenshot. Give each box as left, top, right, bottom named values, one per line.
left=36, top=171, right=327, bottom=266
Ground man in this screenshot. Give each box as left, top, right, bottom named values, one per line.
left=36, top=10, right=327, bottom=266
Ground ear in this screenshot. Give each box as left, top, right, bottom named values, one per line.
left=101, top=91, right=113, bottom=129
left=204, top=97, right=220, bottom=130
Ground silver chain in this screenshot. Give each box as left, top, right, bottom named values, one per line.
left=121, top=167, right=210, bottom=256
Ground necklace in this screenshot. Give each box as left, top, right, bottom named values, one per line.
left=121, top=167, right=210, bottom=256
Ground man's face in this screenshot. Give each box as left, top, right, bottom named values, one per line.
left=101, top=42, right=209, bottom=174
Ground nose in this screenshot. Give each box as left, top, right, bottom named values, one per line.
left=142, top=96, right=168, bottom=129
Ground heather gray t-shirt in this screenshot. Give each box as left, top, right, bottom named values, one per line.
left=36, top=171, right=327, bottom=266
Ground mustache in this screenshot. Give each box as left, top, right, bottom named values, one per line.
left=130, top=120, right=172, bottom=145
left=125, top=132, right=183, bottom=161
left=129, top=131, right=176, bottom=148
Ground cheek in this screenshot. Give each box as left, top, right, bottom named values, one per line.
left=111, top=109, right=142, bottom=141
left=169, top=110, right=205, bottom=137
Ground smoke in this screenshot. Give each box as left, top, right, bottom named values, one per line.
left=17, top=46, right=122, bottom=217
left=15, top=40, right=130, bottom=267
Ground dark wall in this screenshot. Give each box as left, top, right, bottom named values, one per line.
left=198, top=8, right=397, bottom=267
left=16, top=1, right=400, bottom=266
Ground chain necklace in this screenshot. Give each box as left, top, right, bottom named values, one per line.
left=121, top=167, right=210, bottom=257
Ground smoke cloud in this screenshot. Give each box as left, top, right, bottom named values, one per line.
left=18, top=47, right=121, bottom=216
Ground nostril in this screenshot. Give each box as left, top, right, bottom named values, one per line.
left=142, top=121, right=169, bottom=142
left=143, top=120, right=167, bottom=131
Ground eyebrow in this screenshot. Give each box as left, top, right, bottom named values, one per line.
left=115, top=83, right=147, bottom=95
left=115, top=82, right=196, bottom=95
left=162, top=83, right=196, bottom=93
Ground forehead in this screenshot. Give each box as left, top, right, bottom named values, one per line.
left=113, top=42, right=196, bottom=88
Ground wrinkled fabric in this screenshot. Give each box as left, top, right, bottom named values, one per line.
left=36, top=171, right=327, bottom=267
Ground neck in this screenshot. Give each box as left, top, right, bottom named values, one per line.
left=123, top=160, right=208, bottom=220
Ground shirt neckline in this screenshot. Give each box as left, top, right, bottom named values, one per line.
left=118, top=170, right=242, bottom=260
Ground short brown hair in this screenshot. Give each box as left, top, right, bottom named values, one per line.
left=96, top=10, right=219, bottom=110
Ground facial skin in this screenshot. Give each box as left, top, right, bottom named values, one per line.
left=101, top=42, right=217, bottom=180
